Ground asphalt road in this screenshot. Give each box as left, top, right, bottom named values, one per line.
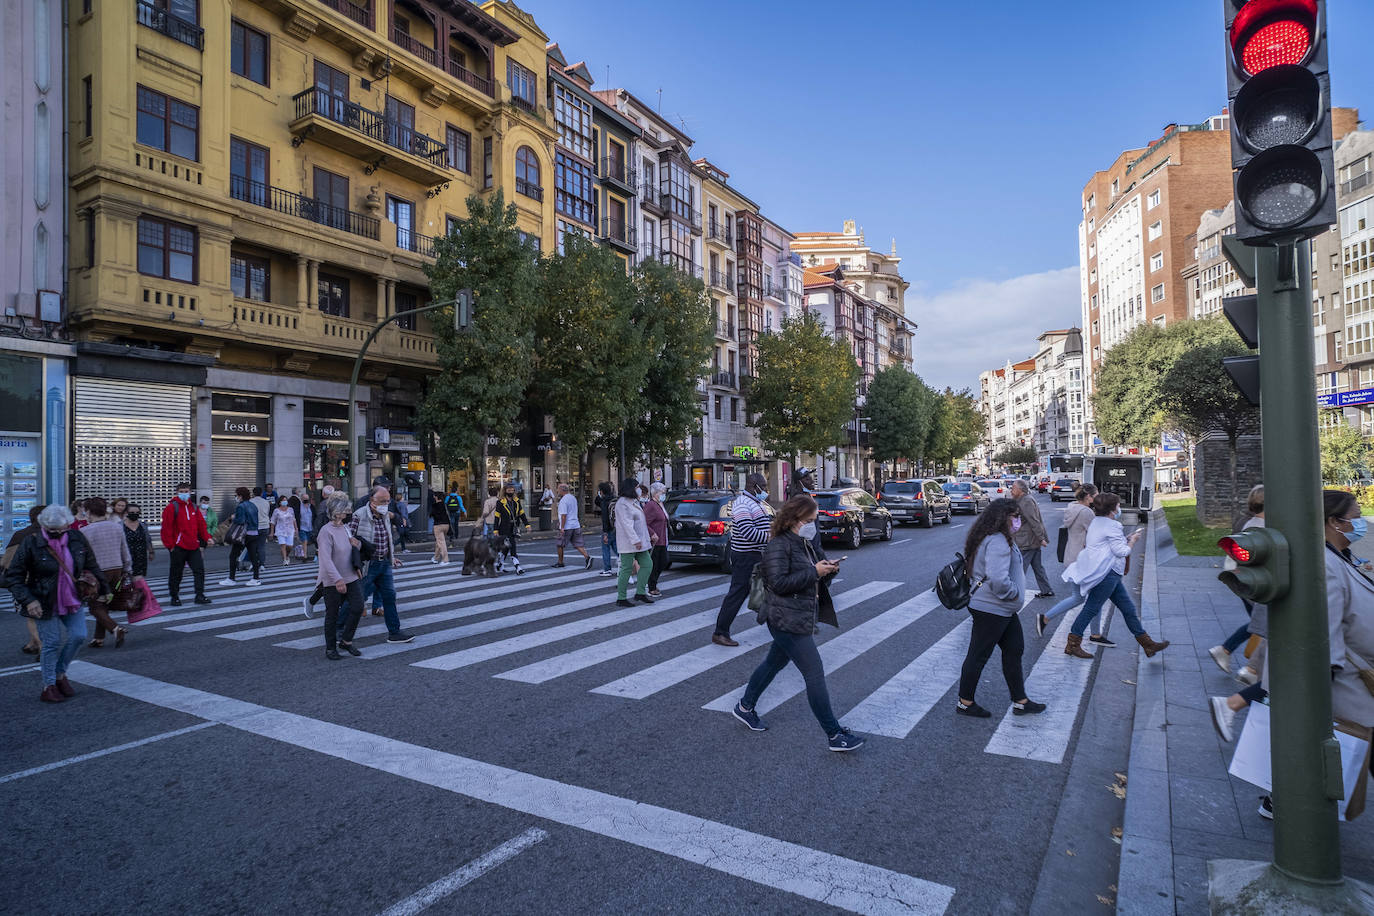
left=2, top=494, right=1140, bottom=915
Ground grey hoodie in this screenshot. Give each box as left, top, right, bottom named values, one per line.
left=968, top=533, right=1026, bottom=617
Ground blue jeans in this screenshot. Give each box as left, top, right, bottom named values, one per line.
left=601, top=532, right=618, bottom=572
left=714, top=549, right=761, bottom=636
left=741, top=624, right=842, bottom=736
left=37, top=612, right=87, bottom=685
left=1043, top=584, right=1102, bottom=636
left=360, top=559, right=403, bottom=636
left=1071, top=572, right=1144, bottom=638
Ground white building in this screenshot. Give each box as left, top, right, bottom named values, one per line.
left=976, top=329, right=1086, bottom=471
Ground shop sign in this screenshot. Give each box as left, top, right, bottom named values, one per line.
left=305, top=419, right=347, bottom=442
left=213, top=413, right=270, bottom=439
left=407, top=460, right=426, bottom=471
left=388, top=431, right=420, bottom=452
left=732, top=445, right=760, bottom=459
left=486, top=434, right=524, bottom=448
left=374, top=428, right=390, bottom=446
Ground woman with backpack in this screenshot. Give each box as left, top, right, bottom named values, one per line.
left=956, top=498, right=1046, bottom=719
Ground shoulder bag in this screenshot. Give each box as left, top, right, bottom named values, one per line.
left=44, top=542, right=101, bottom=602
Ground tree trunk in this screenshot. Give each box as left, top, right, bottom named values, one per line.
left=480, top=426, right=490, bottom=498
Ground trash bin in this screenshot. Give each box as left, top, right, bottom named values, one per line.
left=538, top=508, right=552, bottom=531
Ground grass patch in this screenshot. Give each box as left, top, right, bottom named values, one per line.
left=1161, top=497, right=1231, bottom=557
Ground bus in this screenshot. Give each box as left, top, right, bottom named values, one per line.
left=1047, top=454, right=1086, bottom=476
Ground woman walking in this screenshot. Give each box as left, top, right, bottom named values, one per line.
left=271, top=496, right=298, bottom=566
left=956, top=498, right=1047, bottom=719
left=1063, top=493, right=1167, bottom=659
left=298, top=493, right=314, bottom=562
left=595, top=481, right=619, bottom=577
left=1036, top=485, right=1108, bottom=643
left=3, top=504, right=110, bottom=703
left=1322, top=490, right=1374, bottom=791
left=429, top=490, right=451, bottom=565
left=122, top=503, right=154, bottom=578
left=1208, top=485, right=1266, bottom=677
left=729, top=495, right=866, bottom=751
left=316, top=493, right=365, bottom=660
left=81, top=498, right=133, bottom=648
left=644, top=482, right=670, bottom=597
left=613, top=478, right=654, bottom=607
left=222, top=488, right=262, bottom=586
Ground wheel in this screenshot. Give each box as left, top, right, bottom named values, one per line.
left=920, top=510, right=934, bottom=529
left=848, top=525, right=863, bottom=549
left=942, top=511, right=952, bottom=524
left=880, top=520, right=893, bottom=541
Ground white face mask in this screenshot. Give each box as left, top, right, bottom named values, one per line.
left=798, top=521, right=817, bottom=540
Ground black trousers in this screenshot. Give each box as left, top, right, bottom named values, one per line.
left=648, top=545, right=668, bottom=590
left=323, top=580, right=364, bottom=649
left=714, top=549, right=761, bottom=636
left=959, top=609, right=1027, bottom=702
left=168, top=546, right=206, bottom=600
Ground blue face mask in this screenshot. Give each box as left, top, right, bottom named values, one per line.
left=177, top=492, right=191, bottom=502
left=1347, top=517, right=1367, bottom=543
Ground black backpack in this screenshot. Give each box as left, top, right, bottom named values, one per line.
left=936, top=552, right=979, bottom=610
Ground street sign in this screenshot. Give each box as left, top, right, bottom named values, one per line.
left=1317, top=387, right=1374, bottom=408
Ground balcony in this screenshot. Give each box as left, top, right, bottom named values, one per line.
left=599, top=158, right=636, bottom=195
left=135, top=0, right=203, bottom=50
left=660, top=193, right=702, bottom=232
left=229, top=176, right=380, bottom=241
left=715, top=318, right=735, bottom=340
left=289, top=87, right=449, bottom=184
left=709, top=269, right=734, bottom=294
left=446, top=59, right=494, bottom=97
left=515, top=178, right=543, bottom=202
left=640, top=190, right=668, bottom=217
left=395, top=226, right=440, bottom=258
left=707, top=221, right=733, bottom=247
left=1342, top=172, right=1371, bottom=196
left=712, top=371, right=738, bottom=389
left=599, top=217, right=636, bottom=253
left=319, top=0, right=372, bottom=28
left=766, top=282, right=787, bottom=301
left=392, top=28, right=436, bottom=66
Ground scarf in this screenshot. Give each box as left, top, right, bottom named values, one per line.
left=43, top=530, right=81, bottom=616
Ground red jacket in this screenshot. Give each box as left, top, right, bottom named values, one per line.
left=161, top=499, right=209, bottom=551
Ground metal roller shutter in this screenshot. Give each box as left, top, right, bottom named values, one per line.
left=210, top=439, right=265, bottom=529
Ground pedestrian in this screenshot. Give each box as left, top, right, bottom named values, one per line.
left=710, top=472, right=771, bottom=646
left=1320, top=489, right=1374, bottom=782
left=644, top=482, right=670, bottom=597
left=121, top=502, right=155, bottom=578
left=271, top=496, right=298, bottom=565
left=249, top=486, right=271, bottom=570
left=494, top=483, right=529, bottom=575
left=161, top=482, right=211, bottom=606
left=110, top=497, right=129, bottom=521
left=728, top=494, right=866, bottom=751
left=1209, top=488, right=1273, bottom=744
left=595, top=481, right=619, bottom=578
left=70, top=499, right=90, bottom=531
left=1062, top=493, right=1166, bottom=659
left=349, top=486, right=414, bottom=643
left=80, top=498, right=134, bottom=649
left=3, top=504, right=46, bottom=657
left=317, top=493, right=366, bottom=660
left=613, top=478, right=654, bottom=607
left=3, top=503, right=110, bottom=703
left=1009, top=479, right=1054, bottom=598
left=444, top=484, right=465, bottom=543
left=1036, top=485, right=1109, bottom=644
left=479, top=485, right=500, bottom=538
left=1208, top=485, right=1266, bottom=677
left=199, top=495, right=219, bottom=545
left=392, top=488, right=411, bottom=553
left=429, top=490, right=452, bottom=565
left=262, top=481, right=277, bottom=504
left=554, top=482, right=592, bottom=570
left=298, top=492, right=314, bottom=562
left=221, top=488, right=263, bottom=587
left=956, top=498, right=1047, bottom=719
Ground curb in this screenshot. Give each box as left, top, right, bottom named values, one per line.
left=1117, top=508, right=1176, bottom=916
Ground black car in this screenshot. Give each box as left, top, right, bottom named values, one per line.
left=878, top=479, right=952, bottom=528
left=941, top=481, right=988, bottom=514
left=1049, top=478, right=1081, bottom=501
left=813, top=488, right=895, bottom=548
left=662, top=491, right=773, bottom=572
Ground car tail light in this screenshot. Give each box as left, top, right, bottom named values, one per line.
left=822, top=510, right=843, bottom=517
left=705, top=521, right=725, bottom=535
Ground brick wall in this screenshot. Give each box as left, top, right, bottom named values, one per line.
left=1195, top=433, right=1263, bottom=528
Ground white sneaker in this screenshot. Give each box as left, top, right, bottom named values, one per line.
left=629, top=575, right=637, bottom=585
left=1208, top=645, right=1233, bottom=674
left=599, top=570, right=614, bottom=577
left=219, top=578, right=238, bottom=587
left=1210, top=696, right=1237, bottom=743
left=247, top=578, right=263, bottom=587
left=1237, top=667, right=1260, bottom=686
left=430, top=557, right=439, bottom=564
left=302, top=595, right=315, bottom=620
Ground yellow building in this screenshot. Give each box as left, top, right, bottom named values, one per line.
left=68, top=0, right=556, bottom=514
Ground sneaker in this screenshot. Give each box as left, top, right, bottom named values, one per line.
left=956, top=700, right=991, bottom=718
left=219, top=578, right=238, bottom=587
left=828, top=728, right=866, bottom=752
left=385, top=631, right=415, bottom=644
left=247, top=578, right=262, bottom=587
left=584, top=556, right=594, bottom=571
left=1237, top=667, right=1260, bottom=686
left=615, top=599, right=635, bottom=608
left=302, top=596, right=316, bottom=620
left=169, top=597, right=182, bottom=606
left=732, top=702, right=767, bottom=731
left=598, top=570, right=615, bottom=578
left=1210, top=696, right=1237, bottom=743
left=1035, top=614, right=1047, bottom=638
left=1089, top=634, right=1117, bottom=648
left=1258, top=795, right=1273, bottom=820
left=430, top=557, right=439, bottom=565
left=632, top=594, right=654, bottom=604
left=629, top=575, right=637, bottom=585
left=552, top=562, right=566, bottom=568
left=193, top=596, right=213, bottom=605
left=1035, top=591, right=1056, bottom=599
left=1013, top=699, right=1047, bottom=716
left=1209, top=645, right=1233, bottom=674
left=648, top=589, right=663, bottom=598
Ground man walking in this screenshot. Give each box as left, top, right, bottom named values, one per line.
left=249, top=486, right=271, bottom=570
left=1010, top=479, right=1054, bottom=598
left=554, top=483, right=592, bottom=570
left=711, top=472, right=771, bottom=647
left=349, top=485, right=414, bottom=643
left=595, top=481, right=618, bottom=577
left=444, top=484, right=465, bottom=543
left=161, top=482, right=211, bottom=606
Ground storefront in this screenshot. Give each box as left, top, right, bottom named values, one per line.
left=302, top=400, right=349, bottom=497
left=209, top=393, right=270, bottom=522
left=0, top=348, right=68, bottom=534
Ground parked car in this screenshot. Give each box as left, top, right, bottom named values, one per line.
left=877, top=479, right=952, bottom=528
left=662, top=491, right=774, bottom=572
left=814, top=488, right=896, bottom=547
left=1049, top=478, right=1081, bottom=501
left=942, top=481, right=988, bottom=514
left=976, top=478, right=1014, bottom=501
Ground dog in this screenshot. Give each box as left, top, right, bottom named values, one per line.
left=461, top=530, right=501, bottom=577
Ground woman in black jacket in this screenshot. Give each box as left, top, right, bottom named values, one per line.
left=729, top=495, right=865, bottom=751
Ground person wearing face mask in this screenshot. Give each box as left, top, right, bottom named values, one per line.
left=956, top=498, right=1046, bottom=719
left=120, top=502, right=155, bottom=579
left=348, top=486, right=414, bottom=643
left=1321, top=490, right=1374, bottom=766
left=1063, top=493, right=1164, bottom=659
left=160, top=482, right=211, bottom=607
left=710, top=473, right=772, bottom=646
left=643, top=482, right=670, bottom=596
left=271, top=496, right=299, bottom=565
left=3, top=503, right=110, bottom=702
left=612, top=478, right=654, bottom=606
left=494, top=484, right=529, bottom=575
left=199, top=496, right=219, bottom=545
left=221, top=488, right=263, bottom=587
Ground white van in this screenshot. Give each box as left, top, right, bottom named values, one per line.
left=1081, top=455, right=1156, bottom=523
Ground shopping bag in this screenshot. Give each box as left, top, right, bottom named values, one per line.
left=126, top=578, right=164, bottom=624
left=1229, top=702, right=1272, bottom=791
left=1335, top=719, right=1372, bottom=822
left=291, top=543, right=306, bottom=559
left=1230, top=704, right=1372, bottom=821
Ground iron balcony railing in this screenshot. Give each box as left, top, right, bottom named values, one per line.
left=716, top=319, right=735, bottom=338
left=293, top=87, right=448, bottom=167
left=511, top=94, right=538, bottom=113
left=391, top=28, right=436, bottom=65
left=709, top=269, right=734, bottom=293
left=135, top=0, right=204, bottom=49
left=230, top=176, right=380, bottom=240
left=515, top=178, right=543, bottom=201
left=319, top=0, right=372, bottom=28
left=395, top=226, right=440, bottom=257
left=598, top=157, right=637, bottom=192
left=712, top=371, right=737, bottom=389
left=600, top=217, right=635, bottom=247
left=1342, top=172, right=1371, bottom=196
left=766, top=282, right=786, bottom=300
left=446, top=59, right=493, bottom=96
left=708, top=221, right=733, bottom=245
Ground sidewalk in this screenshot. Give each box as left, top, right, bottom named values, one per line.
left=1117, top=511, right=1374, bottom=914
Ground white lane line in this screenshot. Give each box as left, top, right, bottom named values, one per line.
left=702, top=588, right=945, bottom=715
left=412, top=584, right=729, bottom=672
left=377, top=827, right=549, bottom=916
left=67, top=663, right=954, bottom=915
left=589, top=581, right=903, bottom=700
left=983, top=612, right=1096, bottom=764
left=839, top=592, right=1035, bottom=738
left=0, top=664, right=39, bottom=679
left=0, top=722, right=217, bottom=785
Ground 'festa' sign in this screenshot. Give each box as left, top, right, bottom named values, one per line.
left=213, top=413, right=270, bottom=439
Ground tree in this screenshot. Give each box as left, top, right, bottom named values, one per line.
left=1321, top=423, right=1370, bottom=484
left=419, top=190, right=539, bottom=483
left=866, top=366, right=936, bottom=471
left=994, top=445, right=1039, bottom=468
left=1091, top=322, right=1171, bottom=448
left=926, top=387, right=983, bottom=472
left=749, top=310, right=860, bottom=462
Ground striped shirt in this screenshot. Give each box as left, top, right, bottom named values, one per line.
left=728, top=491, right=771, bottom=553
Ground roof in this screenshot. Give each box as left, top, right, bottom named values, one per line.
left=803, top=270, right=838, bottom=288
left=1012, top=358, right=1036, bottom=371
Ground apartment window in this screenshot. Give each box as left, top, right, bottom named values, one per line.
left=446, top=125, right=470, bottom=173
left=714, top=395, right=722, bottom=421
left=517, top=230, right=541, bottom=253
left=1147, top=189, right=1160, bottom=209
left=552, top=83, right=593, bottom=159
left=483, top=136, right=493, bottom=188
left=1150, top=252, right=1164, bottom=272
left=446, top=215, right=461, bottom=237
left=85, top=214, right=96, bottom=268
left=515, top=146, right=542, bottom=200
left=1151, top=284, right=1166, bottom=303
left=82, top=76, right=92, bottom=138
left=395, top=291, right=418, bottom=331
left=1087, top=217, right=1094, bottom=234
left=730, top=398, right=738, bottom=422
left=230, top=137, right=269, bottom=204
left=230, top=252, right=270, bottom=301
left=554, top=152, right=595, bottom=224
left=230, top=20, right=269, bottom=85
left=312, top=167, right=350, bottom=230
left=1091, top=293, right=1098, bottom=310
left=136, top=85, right=198, bottom=161
left=641, top=157, right=655, bottom=193
left=507, top=59, right=536, bottom=110
left=1148, top=220, right=1163, bottom=241
left=1111, top=178, right=1119, bottom=196
left=317, top=273, right=349, bottom=317
left=1092, top=320, right=1099, bottom=335
left=137, top=216, right=196, bottom=283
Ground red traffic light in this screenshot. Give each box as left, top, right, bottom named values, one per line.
left=1218, top=535, right=1252, bottom=563
left=1231, top=0, right=1317, bottom=76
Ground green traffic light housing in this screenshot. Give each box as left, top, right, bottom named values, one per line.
left=1217, top=528, right=1291, bottom=603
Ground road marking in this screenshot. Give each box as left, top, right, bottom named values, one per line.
left=66, top=662, right=954, bottom=915
left=413, top=584, right=729, bottom=672
left=377, top=827, right=549, bottom=916
left=590, top=581, right=903, bottom=700
left=702, top=588, right=942, bottom=715
left=983, top=612, right=1097, bottom=764
left=0, top=722, right=217, bottom=785
left=0, top=665, right=39, bottom=679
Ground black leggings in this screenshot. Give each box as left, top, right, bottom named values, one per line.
left=959, top=610, right=1027, bottom=702
left=228, top=534, right=262, bottom=580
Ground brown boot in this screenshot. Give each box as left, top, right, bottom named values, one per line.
left=1135, top=633, right=1170, bottom=657
left=1064, top=633, right=1093, bottom=659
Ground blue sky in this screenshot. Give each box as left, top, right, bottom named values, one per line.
left=526, top=0, right=1374, bottom=388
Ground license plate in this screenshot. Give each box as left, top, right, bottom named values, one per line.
left=668, top=544, right=692, bottom=554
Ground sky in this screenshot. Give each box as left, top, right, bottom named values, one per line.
left=524, top=0, right=1374, bottom=391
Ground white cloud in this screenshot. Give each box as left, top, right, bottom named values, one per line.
left=905, top=267, right=1081, bottom=392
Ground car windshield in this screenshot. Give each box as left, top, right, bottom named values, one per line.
left=943, top=483, right=972, bottom=493
left=813, top=494, right=841, bottom=508
left=669, top=500, right=721, bottom=519
left=882, top=482, right=919, bottom=494
left=1055, top=479, right=1078, bottom=486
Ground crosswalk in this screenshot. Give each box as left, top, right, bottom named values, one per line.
left=15, top=554, right=1118, bottom=762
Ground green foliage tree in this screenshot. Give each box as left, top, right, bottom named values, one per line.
left=926, top=387, right=984, bottom=472
left=1091, top=322, right=1171, bottom=448
left=1321, top=423, right=1371, bottom=484
left=866, top=366, right=936, bottom=469
left=419, top=191, right=538, bottom=481
left=994, top=445, right=1040, bottom=468
left=749, top=310, right=860, bottom=462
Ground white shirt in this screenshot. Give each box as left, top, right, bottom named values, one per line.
left=249, top=496, right=271, bottom=531
left=558, top=493, right=580, bottom=529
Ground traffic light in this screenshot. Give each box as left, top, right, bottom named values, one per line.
left=1221, top=289, right=1261, bottom=404
left=1217, top=528, right=1290, bottom=602
left=452, top=288, right=473, bottom=332
left=1224, top=0, right=1335, bottom=243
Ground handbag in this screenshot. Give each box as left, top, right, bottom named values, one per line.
left=748, top=563, right=768, bottom=611
left=126, top=577, right=163, bottom=623
left=291, top=543, right=306, bottom=559
left=226, top=521, right=247, bottom=546
left=45, top=542, right=101, bottom=602
left=105, top=574, right=145, bottom=614
left=1347, top=649, right=1374, bottom=698
left=1056, top=528, right=1069, bottom=564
